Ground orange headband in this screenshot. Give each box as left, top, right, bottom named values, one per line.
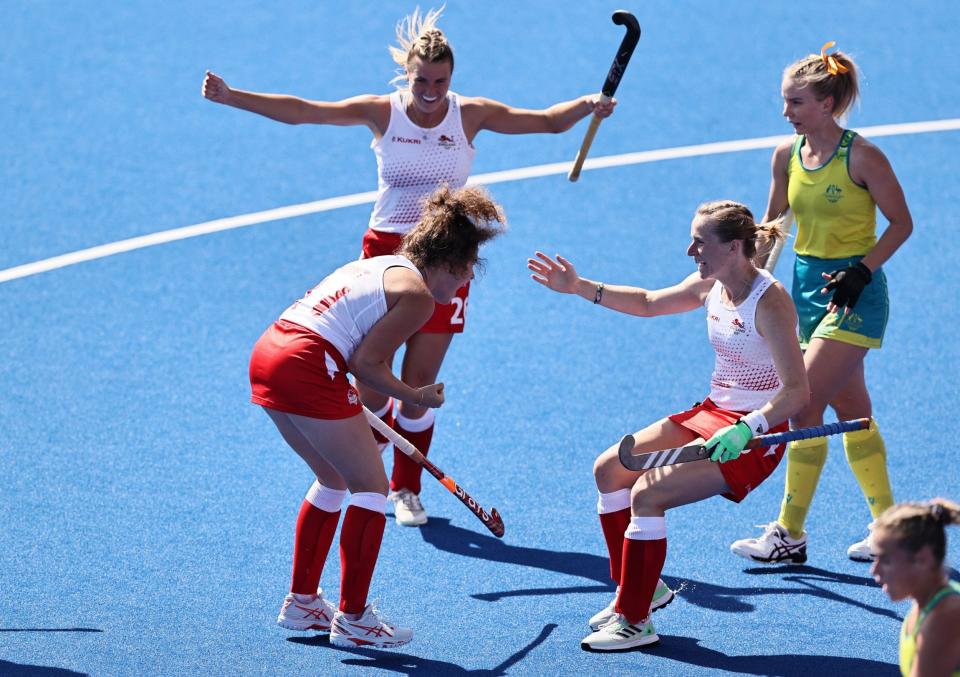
left=820, top=41, right=849, bottom=75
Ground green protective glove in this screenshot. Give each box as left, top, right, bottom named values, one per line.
left=705, top=420, right=753, bottom=463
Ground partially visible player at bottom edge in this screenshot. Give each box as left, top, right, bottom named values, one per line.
left=249, top=185, right=505, bottom=648
left=528, top=201, right=809, bottom=652
left=871, top=498, right=960, bottom=677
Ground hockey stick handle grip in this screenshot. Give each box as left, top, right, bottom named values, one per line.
left=745, top=418, right=871, bottom=449
left=364, top=406, right=424, bottom=462
left=568, top=94, right=610, bottom=182
left=568, top=11, right=639, bottom=182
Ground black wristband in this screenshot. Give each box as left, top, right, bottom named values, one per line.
left=853, top=261, right=872, bottom=284
left=593, top=282, right=605, bottom=304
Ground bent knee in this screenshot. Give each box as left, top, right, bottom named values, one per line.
left=593, top=451, right=634, bottom=491
left=630, top=476, right=666, bottom=514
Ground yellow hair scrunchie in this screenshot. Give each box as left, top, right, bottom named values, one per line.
left=820, top=41, right=850, bottom=75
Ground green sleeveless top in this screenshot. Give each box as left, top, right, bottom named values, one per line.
left=787, top=129, right=877, bottom=258
left=899, top=580, right=960, bottom=676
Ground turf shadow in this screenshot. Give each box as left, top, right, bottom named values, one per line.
left=643, top=635, right=898, bottom=676
left=418, top=517, right=611, bottom=584
left=0, top=629, right=102, bottom=633
left=739, top=565, right=900, bottom=620
left=287, top=622, right=557, bottom=675
left=0, top=661, right=87, bottom=676
left=420, top=518, right=898, bottom=619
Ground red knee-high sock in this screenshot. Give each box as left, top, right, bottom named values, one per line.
left=599, top=508, right=631, bottom=583
left=369, top=399, right=394, bottom=448
left=339, top=504, right=386, bottom=614
left=290, top=500, right=341, bottom=595
left=616, top=516, right=667, bottom=624
left=390, top=413, right=434, bottom=494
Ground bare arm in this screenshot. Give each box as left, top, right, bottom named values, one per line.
left=347, top=270, right=440, bottom=406
left=201, top=71, right=390, bottom=134
left=762, top=140, right=794, bottom=223
left=755, top=140, right=794, bottom=268
left=911, top=600, right=960, bottom=677
left=527, top=252, right=711, bottom=317
left=850, top=139, right=914, bottom=272
left=461, top=94, right=615, bottom=139
left=754, top=283, right=809, bottom=426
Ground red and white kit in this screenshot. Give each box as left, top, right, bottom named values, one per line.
left=368, top=90, right=475, bottom=234
left=361, top=90, right=476, bottom=333
left=669, top=268, right=788, bottom=501
left=250, top=255, right=421, bottom=419
left=595, top=270, right=792, bottom=640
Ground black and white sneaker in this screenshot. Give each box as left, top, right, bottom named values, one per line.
left=730, top=521, right=808, bottom=564
left=581, top=614, right=659, bottom=652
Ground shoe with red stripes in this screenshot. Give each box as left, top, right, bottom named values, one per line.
left=330, top=603, right=413, bottom=649
left=276, top=590, right=336, bottom=631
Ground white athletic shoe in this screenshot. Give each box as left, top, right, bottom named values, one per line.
left=847, top=521, right=877, bottom=562
left=276, top=590, right=337, bottom=631
left=389, top=489, right=427, bottom=527
left=588, top=579, right=675, bottom=631
left=329, top=603, right=413, bottom=649
left=730, top=521, right=808, bottom=564
left=581, top=613, right=659, bottom=652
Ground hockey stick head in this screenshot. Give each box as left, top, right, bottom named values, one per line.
left=618, top=433, right=710, bottom=471
left=487, top=508, right=505, bottom=538
left=618, top=434, right=640, bottom=470
left=601, top=11, right=641, bottom=97
left=612, top=10, right=641, bottom=37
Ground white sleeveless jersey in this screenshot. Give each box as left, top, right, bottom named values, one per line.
left=706, top=269, right=782, bottom=411
left=367, top=90, right=476, bottom=234
left=279, top=255, right=420, bottom=363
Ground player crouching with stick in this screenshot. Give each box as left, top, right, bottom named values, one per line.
left=528, top=201, right=808, bottom=652
left=250, top=185, right=505, bottom=649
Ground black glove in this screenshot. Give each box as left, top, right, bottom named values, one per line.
left=822, top=261, right=872, bottom=310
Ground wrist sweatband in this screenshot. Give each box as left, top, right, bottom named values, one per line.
left=740, top=410, right=770, bottom=435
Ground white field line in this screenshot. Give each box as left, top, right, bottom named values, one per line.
left=2, top=117, right=958, bottom=284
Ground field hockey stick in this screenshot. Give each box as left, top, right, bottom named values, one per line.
left=363, top=406, right=505, bottom=538
left=618, top=418, right=871, bottom=471
left=763, top=208, right=795, bottom=273
left=568, top=10, right=641, bottom=182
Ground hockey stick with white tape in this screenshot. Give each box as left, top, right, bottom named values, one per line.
left=618, top=418, right=870, bottom=471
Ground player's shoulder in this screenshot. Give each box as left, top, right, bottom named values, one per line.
left=757, top=276, right=796, bottom=315
left=849, top=133, right=888, bottom=162
left=384, top=264, right=429, bottom=295
left=772, top=136, right=796, bottom=161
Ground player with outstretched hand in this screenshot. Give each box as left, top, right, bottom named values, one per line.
left=204, top=6, right=615, bottom=528
left=528, top=201, right=809, bottom=652
left=731, top=43, right=913, bottom=565
left=871, top=499, right=960, bottom=676
left=250, top=185, right=505, bottom=649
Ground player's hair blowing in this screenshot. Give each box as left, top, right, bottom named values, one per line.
left=874, top=498, right=960, bottom=565
left=389, top=6, right=454, bottom=76
left=400, top=185, right=506, bottom=274
left=784, top=50, right=860, bottom=118
left=696, top=200, right=784, bottom=264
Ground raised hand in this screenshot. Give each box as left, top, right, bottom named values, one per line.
left=589, top=94, right=617, bottom=119
left=202, top=71, right=231, bottom=104
left=527, top=252, right=581, bottom=294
